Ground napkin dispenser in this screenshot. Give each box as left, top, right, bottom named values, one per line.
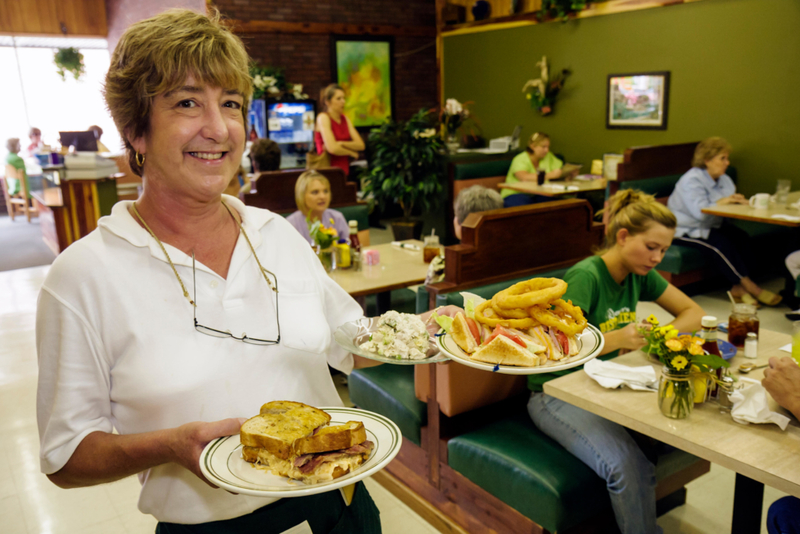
left=489, top=136, right=519, bottom=152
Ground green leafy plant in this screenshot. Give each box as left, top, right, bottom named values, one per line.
left=522, top=56, right=570, bottom=116
left=536, top=0, right=589, bottom=22
left=364, top=108, right=444, bottom=221
left=54, top=47, right=85, bottom=81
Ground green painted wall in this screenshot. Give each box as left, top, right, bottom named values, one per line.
left=443, top=0, right=800, bottom=195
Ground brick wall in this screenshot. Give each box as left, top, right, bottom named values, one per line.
left=217, top=0, right=438, bottom=121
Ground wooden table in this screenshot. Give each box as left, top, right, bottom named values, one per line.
left=544, top=328, right=800, bottom=534
left=701, top=191, right=800, bottom=227
left=498, top=178, right=607, bottom=197
left=329, top=240, right=430, bottom=313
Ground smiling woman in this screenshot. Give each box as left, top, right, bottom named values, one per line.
left=33, top=8, right=396, bottom=534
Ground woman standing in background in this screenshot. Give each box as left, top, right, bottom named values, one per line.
left=314, top=84, right=364, bottom=177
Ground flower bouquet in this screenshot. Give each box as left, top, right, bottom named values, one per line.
left=522, top=56, right=570, bottom=116
left=639, top=315, right=729, bottom=419
left=309, top=217, right=339, bottom=272
left=440, top=99, right=471, bottom=152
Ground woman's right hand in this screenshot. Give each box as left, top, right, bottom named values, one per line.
left=169, top=418, right=245, bottom=487
left=611, top=322, right=647, bottom=351
left=717, top=194, right=747, bottom=206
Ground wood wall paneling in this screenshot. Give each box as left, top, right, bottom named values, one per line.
left=0, top=0, right=107, bottom=36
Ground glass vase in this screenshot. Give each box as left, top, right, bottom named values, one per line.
left=446, top=134, right=460, bottom=154
left=316, top=245, right=336, bottom=272
left=658, top=366, right=694, bottom=419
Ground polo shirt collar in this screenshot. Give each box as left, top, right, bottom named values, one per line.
left=99, top=195, right=275, bottom=269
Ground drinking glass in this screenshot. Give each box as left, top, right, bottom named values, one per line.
left=775, top=179, right=791, bottom=205
left=793, top=321, right=800, bottom=365
left=423, top=235, right=441, bottom=263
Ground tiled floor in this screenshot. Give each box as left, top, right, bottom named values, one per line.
left=0, top=264, right=793, bottom=533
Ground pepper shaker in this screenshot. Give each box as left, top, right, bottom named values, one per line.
left=717, top=375, right=735, bottom=412
left=743, top=332, right=758, bottom=359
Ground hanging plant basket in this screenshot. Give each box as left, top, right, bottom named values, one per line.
left=54, top=47, right=85, bottom=81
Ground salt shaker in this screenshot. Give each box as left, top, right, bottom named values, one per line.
left=743, top=332, right=758, bottom=359
left=717, top=375, right=735, bottom=412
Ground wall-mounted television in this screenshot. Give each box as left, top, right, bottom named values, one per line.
left=267, top=100, right=316, bottom=144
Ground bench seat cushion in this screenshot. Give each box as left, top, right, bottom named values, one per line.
left=349, top=365, right=426, bottom=446
left=448, top=412, right=705, bottom=532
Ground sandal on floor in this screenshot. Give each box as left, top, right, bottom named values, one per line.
left=738, top=293, right=761, bottom=308
left=756, top=289, right=783, bottom=307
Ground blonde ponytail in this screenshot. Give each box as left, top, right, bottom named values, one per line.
left=597, top=189, right=676, bottom=253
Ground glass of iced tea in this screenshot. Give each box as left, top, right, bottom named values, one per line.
left=728, top=303, right=759, bottom=347
left=423, top=235, right=441, bottom=263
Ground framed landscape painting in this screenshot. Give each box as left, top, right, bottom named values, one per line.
left=331, top=35, right=394, bottom=128
left=606, top=71, right=670, bottom=130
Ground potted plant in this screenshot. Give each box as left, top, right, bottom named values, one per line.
left=364, top=108, right=445, bottom=241
left=522, top=56, right=570, bottom=116
left=54, top=47, right=85, bottom=81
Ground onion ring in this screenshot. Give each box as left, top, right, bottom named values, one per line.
left=494, top=278, right=567, bottom=310
left=529, top=299, right=587, bottom=337
left=491, top=301, right=530, bottom=319
left=474, top=300, right=537, bottom=329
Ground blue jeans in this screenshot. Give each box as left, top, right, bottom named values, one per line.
left=527, top=393, right=662, bottom=534
left=768, top=496, right=800, bottom=534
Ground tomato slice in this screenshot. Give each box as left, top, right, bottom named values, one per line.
left=466, top=317, right=481, bottom=345
left=554, top=330, right=569, bottom=354
left=485, top=326, right=526, bottom=348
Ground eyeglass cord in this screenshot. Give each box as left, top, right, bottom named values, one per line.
left=130, top=200, right=276, bottom=307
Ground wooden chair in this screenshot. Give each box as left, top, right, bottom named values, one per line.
left=3, top=164, right=37, bottom=222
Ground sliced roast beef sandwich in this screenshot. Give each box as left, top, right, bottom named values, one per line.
left=240, top=400, right=374, bottom=484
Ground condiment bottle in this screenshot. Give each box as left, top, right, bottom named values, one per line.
left=700, top=316, right=723, bottom=398
left=348, top=220, right=361, bottom=253
left=728, top=303, right=759, bottom=348
left=336, top=239, right=351, bottom=269
left=744, top=332, right=758, bottom=359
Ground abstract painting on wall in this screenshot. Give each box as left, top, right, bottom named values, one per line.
left=606, top=71, right=670, bottom=130
left=332, top=36, right=394, bottom=128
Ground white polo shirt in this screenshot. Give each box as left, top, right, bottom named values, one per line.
left=36, top=196, right=364, bottom=524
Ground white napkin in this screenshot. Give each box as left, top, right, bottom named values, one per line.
left=584, top=359, right=658, bottom=391
left=780, top=343, right=791, bottom=353
left=730, top=383, right=791, bottom=430
left=540, top=184, right=580, bottom=192
left=771, top=214, right=800, bottom=223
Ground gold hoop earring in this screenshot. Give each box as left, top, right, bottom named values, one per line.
left=135, top=151, right=145, bottom=166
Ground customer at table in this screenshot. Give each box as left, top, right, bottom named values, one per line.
left=426, top=185, right=503, bottom=284
left=313, top=84, right=364, bottom=177
left=527, top=189, right=705, bottom=534
left=250, top=137, right=281, bottom=173
left=763, top=357, right=800, bottom=534
left=4, top=138, right=31, bottom=199
left=668, top=137, right=781, bottom=306
left=32, top=10, right=461, bottom=532
left=286, top=169, right=350, bottom=245
left=88, top=125, right=110, bottom=152
left=502, top=132, right=574, bottom=207
left=26, top=127, right=42, bottom=156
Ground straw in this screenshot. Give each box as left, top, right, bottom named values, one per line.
left=727, top=291, right=737, bottom=307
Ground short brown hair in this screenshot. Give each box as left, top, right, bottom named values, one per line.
left=29, top=128, right=41, bottom=138
left=525, top=132, right=550, bottom=154
left=104, top=9, right=252, bottom=177
left=250, top=138, right=282, bottom=172
left=692, top=137, right=731, bottom=168
left=295, top=170, right=330, bottom=214
left=598, top=189, right=677, bottom=253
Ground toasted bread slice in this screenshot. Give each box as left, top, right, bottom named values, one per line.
left=470, top=335, right=539, bottom=367
left=451, top=312, right=479, bottom=354
left=293, top=421, right=366, bottom=456
left=241, top=401, right=331, bottom=459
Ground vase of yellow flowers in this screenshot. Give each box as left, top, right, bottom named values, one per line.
left=640, top=315, right=729, bottom=419
left=309, top=217, right=339, bottom=272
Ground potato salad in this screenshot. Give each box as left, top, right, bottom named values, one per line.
left=359, top=311, right=430, bottom=360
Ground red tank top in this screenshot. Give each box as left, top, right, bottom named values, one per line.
left=314, top=113, right=352, bottom=176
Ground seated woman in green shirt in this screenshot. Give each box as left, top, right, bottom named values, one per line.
left=527, top=189, right=704, bottom=534
left=502, top=132, right=573, bottom=207
left=4, top=138, right=31, bottom=199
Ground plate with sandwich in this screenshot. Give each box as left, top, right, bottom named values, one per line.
left=200, top=401, right=402, bottom=497
left=334, top=311, right=450, bottom=364
left=431, top=284, right=604, bottom=375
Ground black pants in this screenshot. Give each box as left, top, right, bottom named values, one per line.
left=673, top=223, right=753, bottom=285
left=503, top=192, right=551, bottom=207
left=155, top=482, right=381, bottom=534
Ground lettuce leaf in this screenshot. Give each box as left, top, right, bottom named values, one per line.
left=459, top=292, right=486, bottom=319
left=432, top=311, right=453, bottom=333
